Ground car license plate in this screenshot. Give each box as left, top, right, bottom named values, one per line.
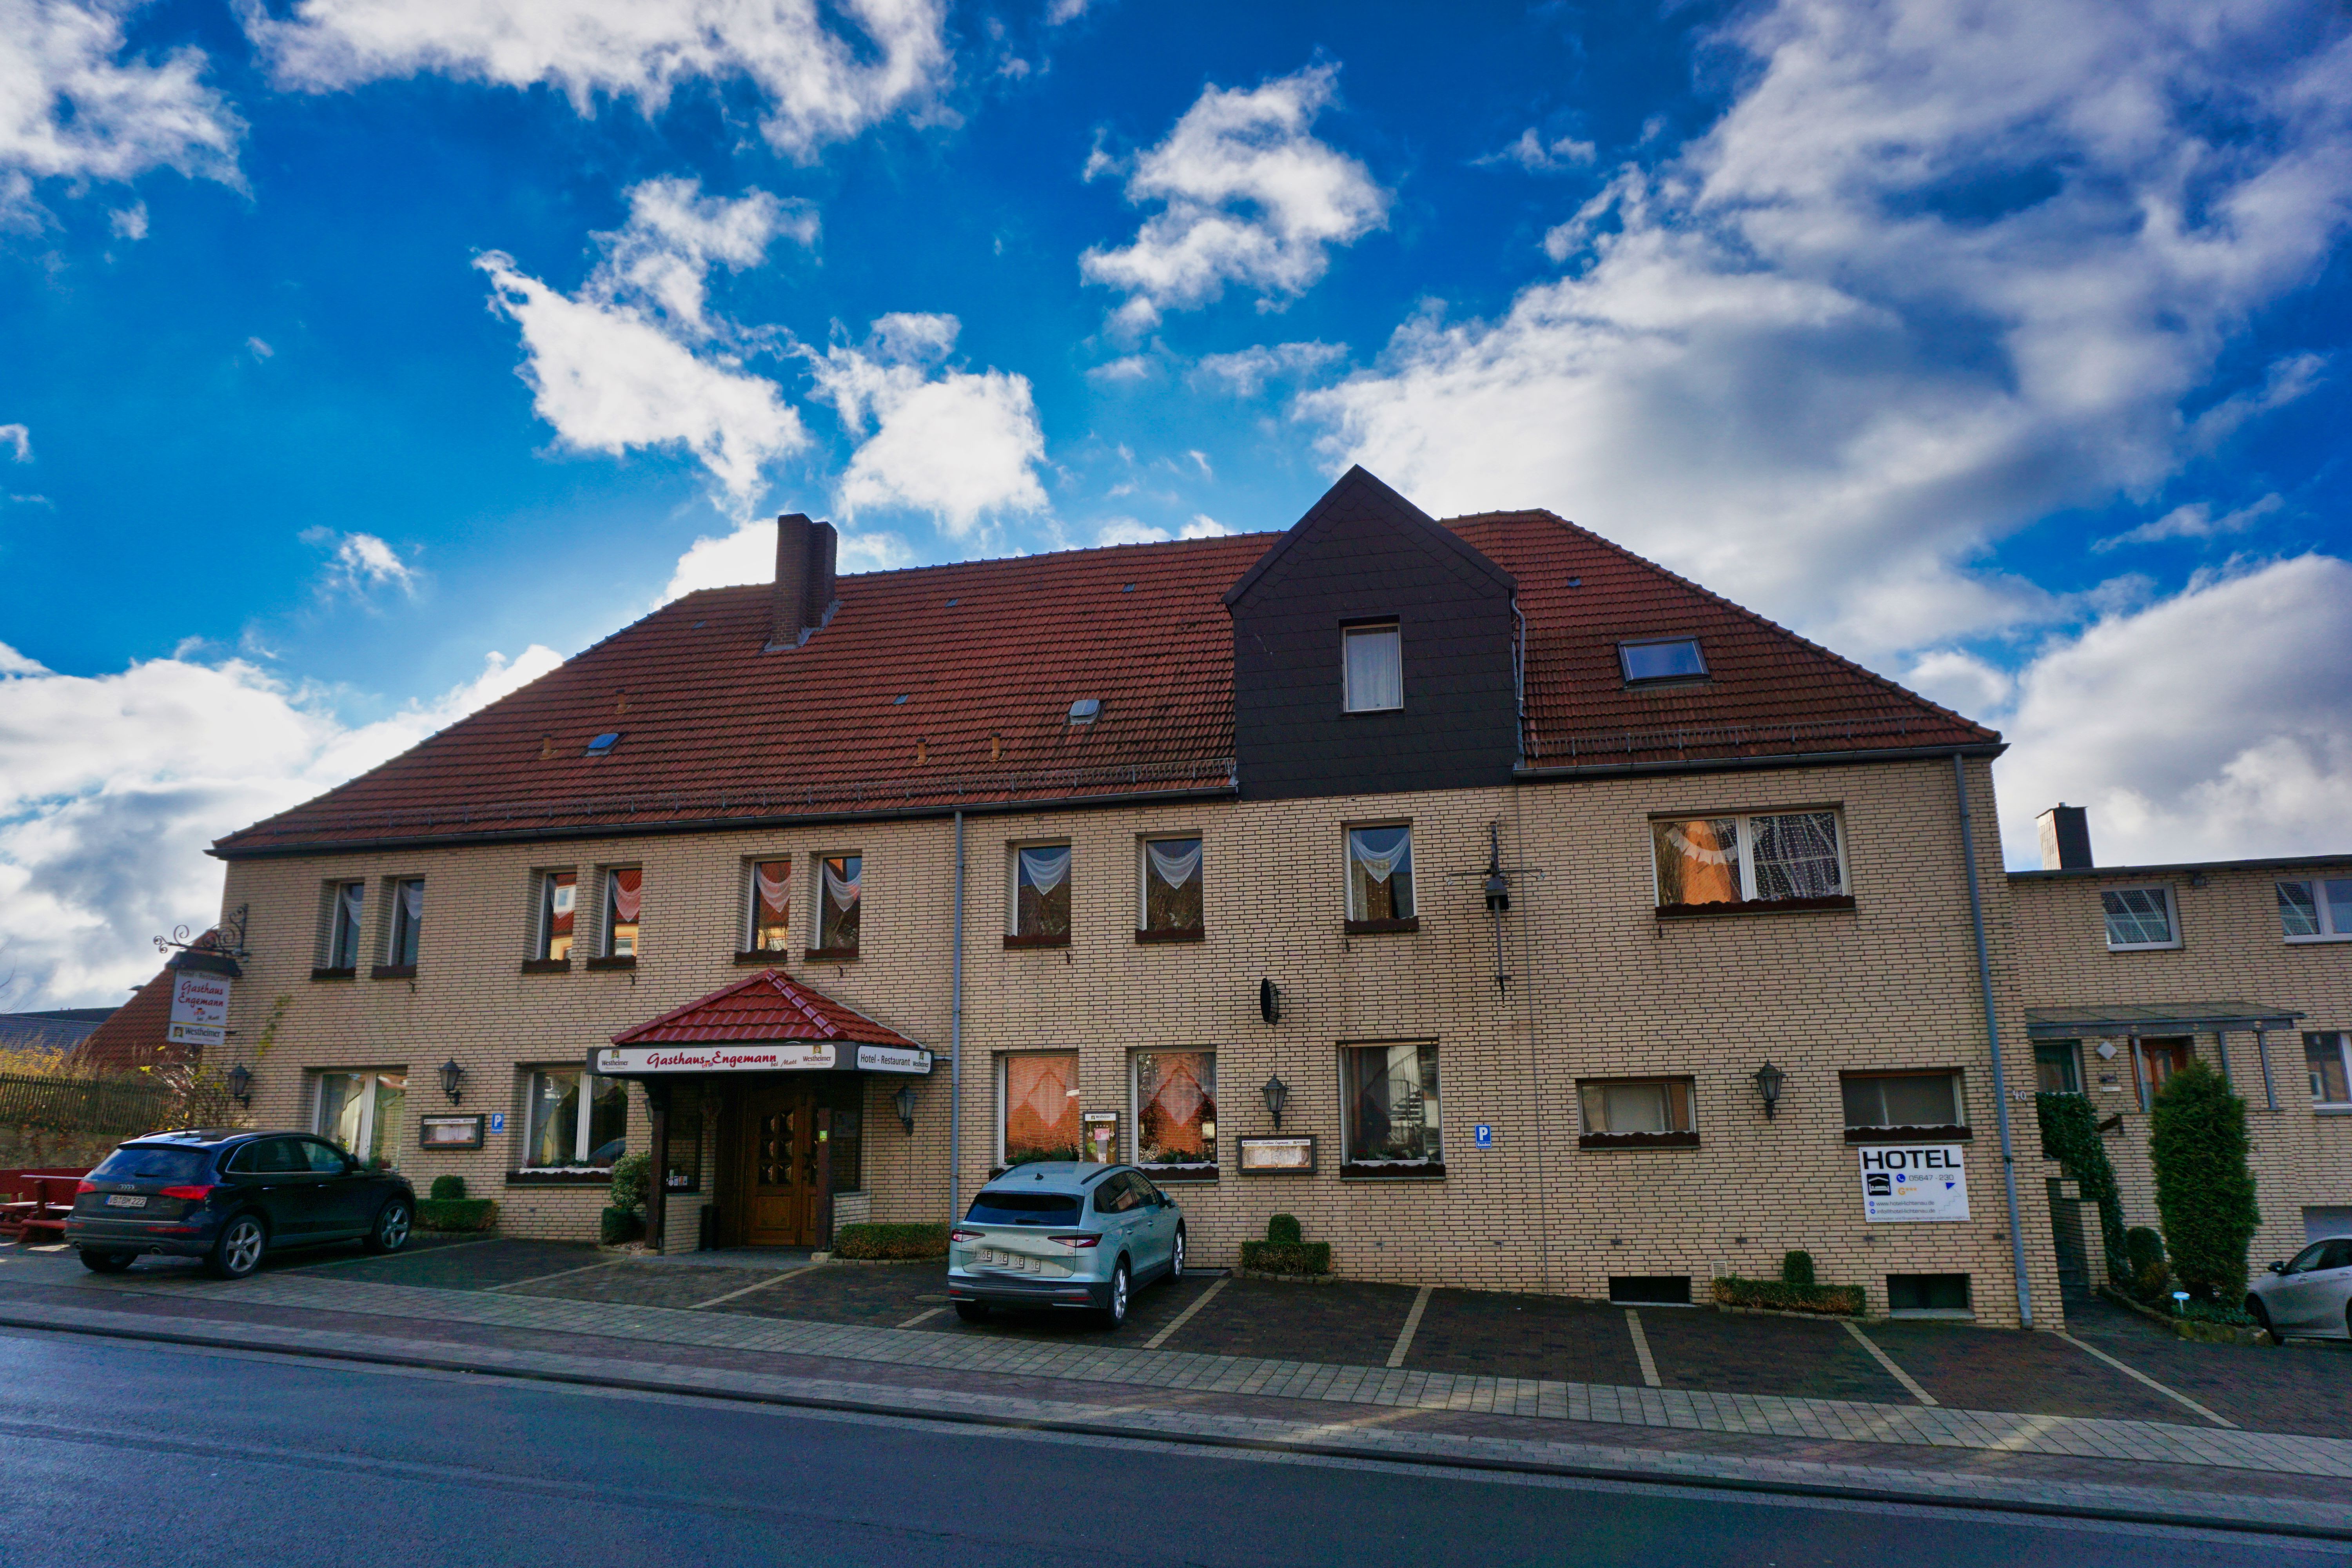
left=980, top=1247, right=1035, bottom=1272
left=103, top=1194, right=147, bottom=1209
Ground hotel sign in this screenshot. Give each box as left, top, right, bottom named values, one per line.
left=591, top=1042, right=933, bottom=1076
left=1858, top=1144, right=1969, bottom=1222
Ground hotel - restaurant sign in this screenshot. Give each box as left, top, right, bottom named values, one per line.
left=591, top=1042, right=932, bottom=1076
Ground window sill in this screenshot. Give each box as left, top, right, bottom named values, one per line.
left=2105, top=943, right=2183, bottom=953
left=2284, top=934, right=2352, bottom=944
left=310, top=966, right=356, bottom=982
left=519, top=958, right=571, bottom=975
left=804, top=947, right=859, bottom=963
left=585, top=956, right=637, bottom=972
left=1138, top=1164, right=1218, bottom=1182
left=1845, top=1125, right=1972, bottom=1143
left=733, top=950, right=791, bottom=965
left=1344, top=918, right=1420, bottom=936
left=1136, top=927, right=1205, bottom=944
left=370, top=964, right=416, bottom=981
left=2315, top=1105, right=2352, bottom=1116
left=1579, top=1132, right=1700, bottom=1150
left=505, top=1170, right=615, bottom=1186
left=1339, top=1162, right=1446, bottom=1180
left=1003, top=933, right=1071, bottom=949
left=1655, top=895, right=1855, bottom=919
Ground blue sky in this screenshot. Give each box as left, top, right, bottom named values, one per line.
left=4, top=0, right=2349, bottom=1007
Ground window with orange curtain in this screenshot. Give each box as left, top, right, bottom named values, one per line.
left=1001, top=1052, right=1082, bottom=1164
left=1653, top=818, right=1741, bottom=905
left=1652, top=812, right=1845, bottom=907
left=1133, top=1051, right=1216, bottom=1169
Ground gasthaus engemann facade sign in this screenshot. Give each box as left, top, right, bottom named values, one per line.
left=591, top=1043, right=932, bottom=1076
left=1859, top=1145, right=1970, bottom=1223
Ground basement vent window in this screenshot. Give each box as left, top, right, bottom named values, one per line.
left=1620, top=638, right=1707, bottom=684
left=1068, top=699, right=1102, bottom=725
left=584, top=733, right=621, bottom=758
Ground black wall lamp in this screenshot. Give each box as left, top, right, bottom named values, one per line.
left=439, top=1059, right=466, bottom=1103
left=226, top=1063, right=252, bottom=1109
left=1258, top=978, right=1282, bottom=1025
left=1754, top=1061, right=1785, bottom=1119
left=1260, top=1073, right=1289, bottom=1128
left=894, top=1083, right=917, bottom=1134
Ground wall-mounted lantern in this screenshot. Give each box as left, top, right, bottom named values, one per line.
left=894, top=1082, right=917, bottom=1134
left=1260, top=1073, right=1289, bottom=1128
left=226, top=1063, right=252, bottom=1109
left=438, top=1059, right=466, bottom=1104
left=1753, top=1061, right=1785, bottom=1120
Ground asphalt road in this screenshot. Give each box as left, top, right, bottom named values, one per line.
left=0, top=1328, right=2332, bottom=1568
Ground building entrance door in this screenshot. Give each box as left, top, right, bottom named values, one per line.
left=742, top=1084, right=821, bottom=1247
left=2045, top=1177, right=2089, bottom=1298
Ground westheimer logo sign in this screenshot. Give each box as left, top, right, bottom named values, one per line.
left=1858, top=1144, right=1969, bottom=1222
left=167, top=971, right=232, bottom=1049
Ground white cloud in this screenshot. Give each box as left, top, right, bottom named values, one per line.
left=243, top=0, right=949, bottom=160
left=1085, top=354, right=1156, bottom=384
left=661, top=516, right=911, bottom=601
left=1180, top=513, right=1228, bottom=538
left=478, top=177, right=809, bottom=509
left=245, top=336, right=274, bottom=360
left=108, top=199, right=146, bottom=239
left=0, top=639, right=561, bottom=1008
left=1989, top=555, right=2352, bottom=867
left=2094, top=492, right=2285, bottom=552
left=318, top=530, right=419, bottom=596
left=1090, top=512, right=1230, bottom=546
left=1081, top=64, right=1390, bottom=333
left=1479, top=127, right=1596, bottom=172
left=1191, top=339, right=1346, bottom=397
left=0, top=424, right=27, bottom=461
left=0, top=0, right=243, bottom=223
left=1301, top=0, right=2352, bottom=661
left=808, top=313, right=1048, bottom=535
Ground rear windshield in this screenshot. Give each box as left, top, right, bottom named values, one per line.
left=89, top=1147, right=210, bottom=1184
left=965, top=1190, right=1082, bottom=1226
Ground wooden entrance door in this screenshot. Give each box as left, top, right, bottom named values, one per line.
left=743, top=1085, right=820, bottom=1247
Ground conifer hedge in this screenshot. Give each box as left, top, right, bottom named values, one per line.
left=2034, top=1091, right=2129, bottom=1285
left=2148, top=1062, right=2260, bottom=1303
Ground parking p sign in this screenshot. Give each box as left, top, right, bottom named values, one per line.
left=1474, top=1123, right=1494, bottom=1149
left=1858, top=1144, right=1969, bottom=1222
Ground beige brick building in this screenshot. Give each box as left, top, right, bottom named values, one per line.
left=201, top=470, right=2070, bottom=1326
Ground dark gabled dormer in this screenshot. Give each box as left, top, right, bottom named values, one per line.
left=1223, top=467, right=1520, bottom=800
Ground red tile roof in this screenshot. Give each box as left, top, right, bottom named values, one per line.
left=70, top=962, right=189, bottom=1075
left=214, top=474, right=1995, bottom=856
left=611, top=971, right=922, bottom=1048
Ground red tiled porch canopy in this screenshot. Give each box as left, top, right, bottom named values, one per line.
left=592, top=970, right=932, bottom=1077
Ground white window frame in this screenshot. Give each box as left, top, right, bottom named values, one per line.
left=2307, top=1032, right=2352, bottom=1111
left=995, top=1050, right=1082, bottom=1168
left=1341, top=622, right=1403, bottom=713
left=520, top=1066, right=625, bottom=1171
left=1841, top=1070, right=1969, bottom=1132
left=1129, top=1049, right=1218, bottom=1171
left=1579, top=1077, right=1697, bottom=1140
left=1006, top=841, right=1073, bottom=938
left=1346, top=823, right=1416, bottom=921
left=1137, top=835, right=1204, bottom=934
left=745, top=858, right=793, bottom=952
left=815, top=852, right=862, bottom=953
left=325, top=880, right=364, bottom=969
left=385, top=877, right=424, bottom=967
left=1649, top=810, right=1848, bottom=906
left=2278, top=878, right=2352, bottom=943
left=312, top=1069, right=406, bottom=1164
left=2101, top=885, right=2180, bottom=951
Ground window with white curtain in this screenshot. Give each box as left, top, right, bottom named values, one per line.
left=315, top=1069, right=407, bottom=1164
left=747, top=859, right=791, bottom=951
left=2278, top=878, right=2352, bottom=942
left=1579, top=1079, right=1697, bottom=1146
left=385, top=878, right=424, bottom=967
left=816, top=854, right=861, bottom=953
left=1651, top=811, right=1846, bottom=907
left=1139, top=837, right=1203, bottom=935
left=2101, top=887, right=2177, bottom=950
left=324, top=881, right=364, bottom=970
left=1347, top=825, right=1414, bottom=922
left=1342, top=623, right=1402, bottom=712
left=1010, top=843, right=1072, bottom=940
left=604, top=867, right=642, bottom=957
left=523, top=1067, right=628, bottom=1169
left=1841, top=1072, right=1967, bottom=1134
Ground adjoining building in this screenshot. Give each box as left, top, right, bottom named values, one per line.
left=205, top=468, right=2065, bottom=1324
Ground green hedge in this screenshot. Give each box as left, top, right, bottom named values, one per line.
left=1238, top=1240, right=1330, bottom=1275
left=600, top=1206, right=644, bottom=1245
left=833, top=1222, right=949, bottom=1260
left=428, top=1175, right=467, bottom=1201
left=2149, top=1062, right=2261, bottom=1302
left=417, top=1198, right=495, bottom=1232
left=2036, top=1091, right=2131, bottom=1285
left=1711, top=1276, right=1866, bottom=1316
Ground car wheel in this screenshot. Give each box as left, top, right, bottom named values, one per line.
left=78, top=1249, right=134, bottom=1274
left=363, top=1199, right=412, bottom=1254
left=1169, top=1227, right=1185, bottom=1282
left=953, top=1301, right=991, bottom=1323
left=208, top=1214, right=267, bottom=1280
left=1100, top=1260, right=1130, bottom=1329
left=2246, top=1296, right=2276, bottom=1342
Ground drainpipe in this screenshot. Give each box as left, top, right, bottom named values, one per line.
left=1953, top=753, right=2033, bottom=1329
left=949, top=809, right=965, bottom=1225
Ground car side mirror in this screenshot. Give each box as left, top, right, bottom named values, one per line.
left=2268, top=1261, right=2287, bottom=1273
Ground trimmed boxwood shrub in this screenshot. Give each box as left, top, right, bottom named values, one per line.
left=600, top=1206, right=644, bottom=1245
left=609, top=1153, right=651, bottom=1217
left=1711, top=1276, right=1865, bottom=1316
left=1265, top=1213, right=1303, bottom=1247
left=428, top=1175, right=467, bottom=1201
left=1780, top=1250, right=1816, bottom=1287
left=1240, top=1213, right=1327, bottom=1274
left=2036, top=1091, right=2131, bottom=1286
left=417, top=1197, right=494, bottom=1232
left=833, top=1222, right=949, bottom=1259
left=2149, top=1062, right=2261, bottom=1303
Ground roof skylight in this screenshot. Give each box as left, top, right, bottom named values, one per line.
left=1619, top=639, right=1707, bottom=684
left=585, top=732, right=621, bottom=757
left=1068, top=699, right=1101, bottom=724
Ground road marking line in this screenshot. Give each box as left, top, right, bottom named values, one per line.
left=688, top=1264, right=820, bottom=1311
left=896, top=1307, right=946, bottom=1328
left=1142, top=1276, right=1228, bottom=1350
left=487, top=1260, right=629, bottom=1293
left=1624, top=1309, right=1662, bottom=1388
left=2054, top=1330, right=2237, bottom=1428
left=1840, top=1319, right=1937, bottom=1406
left=1387, top=1285, right=1436, bottom=1369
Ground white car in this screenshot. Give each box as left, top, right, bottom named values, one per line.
left=2247, top=1236, right=2352, bottom=1340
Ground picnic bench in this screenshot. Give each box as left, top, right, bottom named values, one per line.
left=0, top=1168, right=90, bottom=1246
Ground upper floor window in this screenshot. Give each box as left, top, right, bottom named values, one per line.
left=2033, top=1041, right=2083, bottom=1095
left=538, top=871, right=576, bottom=961
left=604, top=867, right=642, bottom=957
left=1342, top=623, right=1402, bottom=712
left=324, top=881, right=364, bottom=970
left=1009, top=844, right=1072, bottom=943
left=2307, top=1033, right=2350, bottom=1109
left=1652, top=810, right=1845, bottom=908
left=748, top=860, right=792, bottom=952
left=2279, top=878, right=2352, bottom=942
left=2101, top=886, right=2177, bottom=950
left=1347, top=825, right=1415, bottom=923
left=1842, top=1071, right=1967, bottom=1138
left=815, top=854, right=861, bottom=954
left=386, top=879, right=424, bottom=967
left=1619, top=637, right=1707, bottom=684
left=1140, top=837, right=1203, bottom=937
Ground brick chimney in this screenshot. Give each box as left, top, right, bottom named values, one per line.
left=2036, top=804, right=2093, bottom=871
left=766, top=513, right=840, bottom=651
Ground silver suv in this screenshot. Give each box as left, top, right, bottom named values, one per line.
left=947, top=1163, right=1185, bottom=1328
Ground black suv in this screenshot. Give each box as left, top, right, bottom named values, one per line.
left=66, top=1129, right=416, bottom=1279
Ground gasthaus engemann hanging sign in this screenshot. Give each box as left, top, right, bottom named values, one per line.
left=1858, top=1144, right=1969, bottom=1222
left=590, top=1043, right=933, bottom=1076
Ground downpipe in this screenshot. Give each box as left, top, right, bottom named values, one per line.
left=1954, top=753, right=2033, bottom=1329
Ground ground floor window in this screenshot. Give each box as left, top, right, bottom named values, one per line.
left=1578, top=1078, right=1696, bottom=1147
left=1841, top=1071, right=1967, bottom=1138
left=1000, top=1052, right=1081, bottom=1165
left=2033, top=1042, right=2082, bottom=1095
left=829, top=1102, right=863, bottom=1192
left=1342, top=1042, right=1441, bottom=1168
left=2305, top=1032, right=2350, bottom=1108
left=1132, top=1051, right=1216, bottom=1171
left=524, top=1067, right=626, bottom=1169
left=1887, top=1273, right=1972, bottom=1313
left=314, top=1070, right=407, bottom=1165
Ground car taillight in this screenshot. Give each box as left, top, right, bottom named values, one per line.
left=75, top=1180, right=96, bottom=1195
left=158, top=1185, right=214, bottom=1201
left=1047, top=1234, right=1100, bottom=1249
left=948, top=1229, right=984, bottom=1243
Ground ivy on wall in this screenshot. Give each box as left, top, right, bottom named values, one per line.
left=2035, top=1091, right=2130, bottom=1285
